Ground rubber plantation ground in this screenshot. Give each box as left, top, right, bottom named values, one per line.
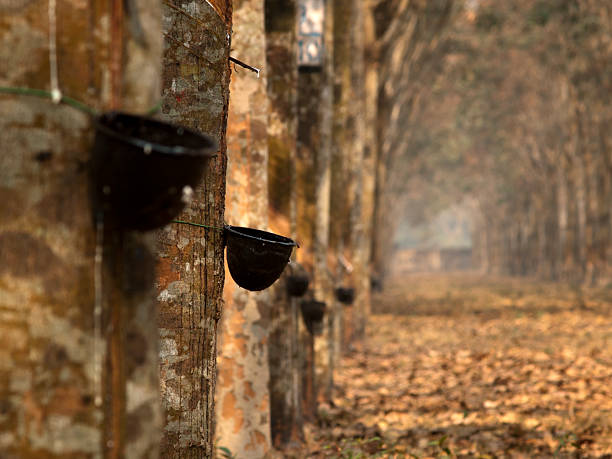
left=298, top=273, right=612, bottom=458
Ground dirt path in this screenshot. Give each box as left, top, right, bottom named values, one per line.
left=302, top=274, right=612, bottom=458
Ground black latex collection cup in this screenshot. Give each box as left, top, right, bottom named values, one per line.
left=225, top=225, right=297, bottom=291
left=91, top=112, right=217, bottom=231
left=335, top=286, right=355, bottom=305
left=287, top=274, right=310, bottom=297
left=300, top=300, right=326, bottom=335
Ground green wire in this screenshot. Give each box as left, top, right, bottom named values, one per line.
left=0, top=86, right=97, bottom=115
left=146, top=100, right=163, bottom=115
left=0, top=86, right=161, bottom=117
left=171, top=220, right=225, bottom=231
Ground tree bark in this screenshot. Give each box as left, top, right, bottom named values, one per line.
left=330, top=0, right=353, bottom=368
left=264, top=0, right=303, bottom=449
left=296, top=66, right=320, bottom=421
left=349, top=0, right=371, bottom=345
left=295, top=0, right=335, bottom=412
left=215, top=0, right=272, bottom=456
left=157, top=1, right=232, bottom=457
left=312, top=0, right=335, bottom=405
left=0, top=0, right=162, bottom=456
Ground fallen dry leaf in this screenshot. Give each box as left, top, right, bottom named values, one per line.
left=301, top=274, right=612, bottom=458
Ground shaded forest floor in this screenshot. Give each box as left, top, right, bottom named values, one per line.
left=303, top=273, right=612, bottom=458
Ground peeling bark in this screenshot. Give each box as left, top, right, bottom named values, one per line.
left=215, top=0, right=272, bottom=457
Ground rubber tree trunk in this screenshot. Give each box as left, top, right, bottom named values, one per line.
left=157, top=1, right=232, bottom=457
left=354, top=0, right=378, bottom=342
left=295, top=62, right=318, bottom=420
left=265, top=0, right=303, bottom=449
left=333, top=0, right=369, bottom=351
left=557, top=165, right=569, bottom=278
left=295, top=0, right=335, bottom=410
left=575, top=154, right=588, bottom=279
left=0, top=0, right=162, bottom=457
left=215, top=0, right=273, bottom=457
left=313, top=0, right=335, bottom=405
left=330, top=0, right=353, bottom=362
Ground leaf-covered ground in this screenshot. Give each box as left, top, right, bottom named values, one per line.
left=303, top=274, right=612, bottom=458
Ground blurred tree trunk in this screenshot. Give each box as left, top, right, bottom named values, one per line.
left=331, top=0, right=353, bottom=365
left=349, top=0, right=371, bottom=345
left=264, top=0, right=303, bottom=449
left=215, top=0, right=272, bottom=456
left=296, top=66, right=318, bottom=421
left=362, top=0, right=379, bottom=304
left=330, top=0, right=369, bottom=353
left=557, top=166, right=569, bottom=279
left=296, top=0, right=335, bottom=412
left=313, top=0, right=335, bottom=405
left=157, top=1, right=232, bottom=457
left=574, top=154, right=588, bottom=279
left=0, top=0, right=162, bottom=456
